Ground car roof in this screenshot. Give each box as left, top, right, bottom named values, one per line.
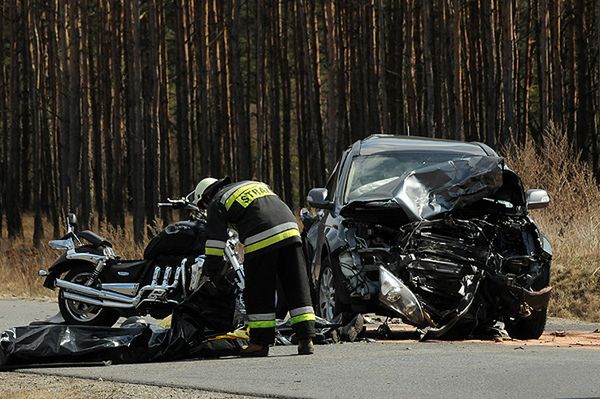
left=354, top=134, right=494, bottom=156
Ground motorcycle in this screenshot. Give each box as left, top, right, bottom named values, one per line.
left=39, top=193, right=245, bottom=327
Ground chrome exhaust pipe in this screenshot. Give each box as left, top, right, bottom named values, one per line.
left=100, top=283, right=139, bottom=296
left=57, top=265, right=183, bottom=309
left=55, top=278, right=135, bottom=304
left=62, top=291, right=134, bottom=309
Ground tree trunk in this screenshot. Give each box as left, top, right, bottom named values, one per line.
left=227, top=0, right=251, bottom=179
left=481, top=0, right=497, bottom=145
left=500, top=0, right=515, bottom=143
left=67, top=0, right=82, bottom=217
left=422, top=0, right=435, bottom=135
left=450, top=0, right=464, bottom=139
left=404, top=0, right=417, bottom=134
left=25, top=0, right=43, bottom=245
left=7, top=0, right=23, bottom=237
left=124, top=0, right=146, bottom=245
left=537, top=0, right=550, bottom=133
left=376, top=0, right=390, bottom=134
left=324, top=0, right=338, bottom=165
left=80, top=2, right=92, bottom=228
left=279, top=1, right=293, bottom=205
left=574, top=0, right=590, bottom=159
left=175, top=0, right=191, bottom=194
left=549, top=0, right=562, bottom=128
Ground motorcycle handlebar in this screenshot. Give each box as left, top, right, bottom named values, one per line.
left=158, top=198, right=187, bottom=208
left=158, top=198, right=201, bottom=213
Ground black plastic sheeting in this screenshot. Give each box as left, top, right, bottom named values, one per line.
left=0, top=283, right=343, bottom=370
left=0, top=280, right=241, bottom=369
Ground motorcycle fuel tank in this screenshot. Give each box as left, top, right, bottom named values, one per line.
left=143, top=221, right=207, bottom=260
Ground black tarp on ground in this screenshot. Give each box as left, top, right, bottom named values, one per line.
left=0, top=279, right=346, bottom=369
left=0, top=280, right=243, bottom=369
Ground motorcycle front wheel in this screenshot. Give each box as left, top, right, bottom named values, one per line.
left=58, top=265, right=120, bottom=327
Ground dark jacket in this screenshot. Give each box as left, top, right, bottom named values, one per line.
left=203, top=180, right=301, bottom=273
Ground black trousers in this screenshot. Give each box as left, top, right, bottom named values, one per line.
left=244, top=243, right=316, bottom=345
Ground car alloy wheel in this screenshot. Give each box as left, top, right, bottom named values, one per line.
left=319, top=266, right=336, bottom=321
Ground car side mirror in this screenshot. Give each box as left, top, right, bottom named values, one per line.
left=526, top=189, right=550, bottom=210
left=307, top=188, right=334, bottom=210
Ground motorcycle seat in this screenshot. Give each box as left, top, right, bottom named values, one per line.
left=79, top=230, right=112, bottom=248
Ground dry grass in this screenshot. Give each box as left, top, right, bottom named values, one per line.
left=1, top=129, right=599, bottom=321
left=503, top=125, right=600, bottom=321
left=0, top=216, right=148, bottom=298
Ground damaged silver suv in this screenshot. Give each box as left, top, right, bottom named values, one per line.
left=301, top=135, right=552, bottom=340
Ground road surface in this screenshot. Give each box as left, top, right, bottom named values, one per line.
left=1, top=298, right=599, bottom=399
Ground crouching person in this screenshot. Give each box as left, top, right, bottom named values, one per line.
left=194, top=177, right=316, bottom=357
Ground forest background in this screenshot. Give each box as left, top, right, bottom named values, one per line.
left=1, top=1, right=599, bottom=319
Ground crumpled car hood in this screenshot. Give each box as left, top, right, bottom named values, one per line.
left=340, top=156, right=505, bottom=221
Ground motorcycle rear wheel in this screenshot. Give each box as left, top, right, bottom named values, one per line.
left=58, top=265, right=121, bottom=327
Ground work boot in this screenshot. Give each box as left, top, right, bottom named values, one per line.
left=297, top=338, right=314, bottom=355
left=339, top=314, right=365, bottom=342
left=240, top=343, right=269, bottom=357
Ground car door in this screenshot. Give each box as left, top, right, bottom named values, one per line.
left=310, top=149, right=352, bottom=284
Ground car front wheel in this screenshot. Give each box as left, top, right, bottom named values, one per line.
left=505, top=308, right=547, bottom=339
left=316, top=256, right=354, bottom=323
left=505, top=262, right=549, bottom=339
left=317, top=261, right=337, bottom=321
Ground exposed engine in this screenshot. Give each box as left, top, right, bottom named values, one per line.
left=340, top=207, right=551, bottom=339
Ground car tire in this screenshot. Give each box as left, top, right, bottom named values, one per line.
left=505, top=308, right=547, bottom=339
left=505, top=262, right=550, bottom=340
left=58, top=265, right=120, bottom=327
left=315, top=256, right=354, bottom=323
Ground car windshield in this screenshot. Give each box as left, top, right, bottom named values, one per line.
left=343, top=151, right=474, bottom=203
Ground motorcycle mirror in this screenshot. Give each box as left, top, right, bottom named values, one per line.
left=67, top=213, right=78, bottom=227
left=185, top=190, right=196, bottom=203
left=299, top=207, right=311, bottom=221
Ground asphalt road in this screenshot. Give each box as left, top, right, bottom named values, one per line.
left=1, top=298, right=600, bottom=399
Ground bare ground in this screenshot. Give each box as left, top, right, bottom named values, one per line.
left=374, top=323, right=600, bottom=349
left=0, top=372, right=266, bottom=399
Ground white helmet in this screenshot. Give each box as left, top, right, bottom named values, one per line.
left=194, top=177, right=218, bottom=205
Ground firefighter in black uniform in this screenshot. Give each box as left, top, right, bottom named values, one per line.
left=194, top=177, right=316, bottom=356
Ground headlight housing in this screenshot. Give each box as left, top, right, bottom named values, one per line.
left=379, top=265, right=426, bottom=326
